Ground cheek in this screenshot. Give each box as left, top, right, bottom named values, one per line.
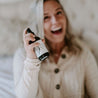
left=44, top=23, right=48, bottom=34
left=44, top=21, right=51, bottom=33
left=44, top=25, right=51, bottom=39
left=62, top=17, right=66, bottom=25
left=44, top=24, right=49, bottom=38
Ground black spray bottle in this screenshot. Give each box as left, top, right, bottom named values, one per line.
left=27, top=28, right=49, bottom=61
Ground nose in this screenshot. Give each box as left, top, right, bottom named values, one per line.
left=51, top=16, right=58, bottom=25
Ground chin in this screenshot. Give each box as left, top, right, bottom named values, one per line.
left=52, top=39, right=65, bottom=44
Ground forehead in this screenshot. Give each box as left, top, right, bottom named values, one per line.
left=44, top=0, right=62, bottom=13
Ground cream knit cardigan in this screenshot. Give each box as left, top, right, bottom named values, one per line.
left=13, top=38, right=98, bottom=98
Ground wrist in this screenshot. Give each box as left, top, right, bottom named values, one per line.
left=24, top=57, right=41, bottom=69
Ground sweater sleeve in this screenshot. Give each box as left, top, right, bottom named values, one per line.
left=85, top=49, right=98, bottom=98
left=13, top=48, right=41, bottom=98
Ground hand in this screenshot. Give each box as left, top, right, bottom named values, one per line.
left=23, top=28, right=40, bottom=59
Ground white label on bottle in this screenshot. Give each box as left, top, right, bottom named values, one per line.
left=34, top=40, right=48, bottom=58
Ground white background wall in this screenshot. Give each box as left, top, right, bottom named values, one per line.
left=0, top=0, right=98, bottom=62
left=0, top=0, right=32, bottom=56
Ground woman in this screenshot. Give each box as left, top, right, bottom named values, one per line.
left=13, top=0, right=98, bottom=98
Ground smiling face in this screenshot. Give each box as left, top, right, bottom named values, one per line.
left=44, top=0, right=67, bottom=44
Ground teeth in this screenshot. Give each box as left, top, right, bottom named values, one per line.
left=52, top=27, right=62, bottom=31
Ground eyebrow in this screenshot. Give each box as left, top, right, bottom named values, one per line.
left=56, top=7, right=62, bottom=11
left=44, top=7, right=63, bottom=15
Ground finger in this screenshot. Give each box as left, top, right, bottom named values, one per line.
left=23, top=31, right=35, bottom=40
left=24, top=42, right=40, bottom=53
left=28, top=42, right=40, bottom=48
left=23, top=28, right=35, bottom=37
left=23, top=28, right=28, bottom=36
left=42, top=39, right=45, bottom=43
left=23, top=28, right=28, bottom=41
left=23, top=34, right=35, bottom=44
left=25, top=39, right=36, bottom=46
left=25, top=33, right=35, bottom=38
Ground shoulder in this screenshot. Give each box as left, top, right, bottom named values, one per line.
left=73, top=37, right=97, bottom=63
left=74, top=37, right=91, bottom=51
left=74, top=37, right=92, bottom=55
left=74, top=38, right=97, bottom=67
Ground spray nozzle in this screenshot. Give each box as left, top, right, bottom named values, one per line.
left=27, top=28, right=35, bottom=35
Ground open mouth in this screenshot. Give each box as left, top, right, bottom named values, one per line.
left=51, top=28, right=62, bottom=34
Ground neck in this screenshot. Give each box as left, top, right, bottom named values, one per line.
left=48, top=41, right=65, bottom=55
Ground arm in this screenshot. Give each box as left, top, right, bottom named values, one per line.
left=13, top=48, right=41, bottom=98
left=85, top=49, right=98, bottom=98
